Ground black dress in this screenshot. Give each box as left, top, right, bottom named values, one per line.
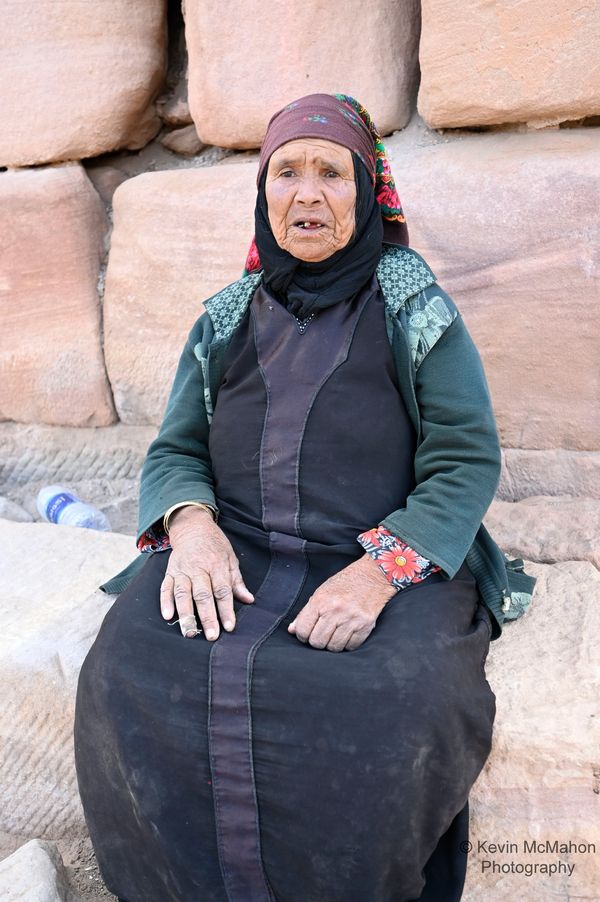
left=74, top=276, right=495, bottom=902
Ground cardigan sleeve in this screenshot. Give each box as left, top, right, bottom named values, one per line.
left=379, top=307, right=502, bottom=580
left=136, top=315, right=217, bottom=546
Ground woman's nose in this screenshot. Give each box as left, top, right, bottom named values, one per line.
left=295, top=174, right=323, bottom=204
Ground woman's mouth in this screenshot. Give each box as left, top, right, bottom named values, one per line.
left=294, top=220, right=325, bottom=231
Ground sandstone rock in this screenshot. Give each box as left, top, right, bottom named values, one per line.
left=499, top=449, right=600, bottom=502
left=160, top=124, right=205, bottom=156
left=104, top=165, right=256, bottom=423
left=184, top=0, right=420, bottom=148
left=0, top=496, right=33, bottom=523
left=0, top=165, right=116, bottom=427
left=157, top=82, right=193, bottom=128
left=418, top=0, right=600, bottom=129
left=0, top=839, right=79, bottom=901
left=83, top=164, right=128, bottom=208
left=386, top=125, right=600, bottom=450
left=465, top=560, right=600, bottom=899
left=1, top=1, right=166, bottom=167
left=0, top=521, right=135, bottom=843
left=485, top=496, right=600, bottom=570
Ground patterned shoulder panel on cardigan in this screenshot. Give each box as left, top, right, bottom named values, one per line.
left=376, top=245, right=436, bottom=315
left=202, top=272, right=263, bottom=343
left=405, top=286, right=458, bottom=370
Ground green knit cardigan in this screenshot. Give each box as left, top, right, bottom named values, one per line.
left=101, top=245, right=536, bottom=639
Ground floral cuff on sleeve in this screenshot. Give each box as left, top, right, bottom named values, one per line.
left=137, top=502, right=217, bottom=553
left=357, top=526, right=441, bottom=591
left=137, top=524, right=171, bottom=554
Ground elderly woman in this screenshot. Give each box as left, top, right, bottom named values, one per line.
left=74, top=93, right=521, bottom=902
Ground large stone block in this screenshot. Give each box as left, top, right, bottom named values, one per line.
left=485, top=496, right=600, bottom=570
left=0, top=521, right=135, bottom=844
left=104, top=165, right=256, bottom=423
left=465, top=560, right=600, bottom=899
left=386, top=125, right=600, bottom=450
left=184, top=0, right=420, bottom=148
left=1, top=0, right=166, bottom=167
left=0, top=165, right=116, bottom=427
left=499, top=449, right=600, bottom=501
left=418, top=0, right=600, bottom=128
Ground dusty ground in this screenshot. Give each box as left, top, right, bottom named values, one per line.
left=58, top=836, right=116, bottom=901
left=0, top=832, right=114, bottom=900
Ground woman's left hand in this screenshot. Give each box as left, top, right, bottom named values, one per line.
left=288, top=554, right=397, bottom=652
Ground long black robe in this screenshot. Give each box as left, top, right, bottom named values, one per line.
left=74, top=277, right=495, bottom=902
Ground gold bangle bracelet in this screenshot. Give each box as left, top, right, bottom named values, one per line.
left=163, top=502, right=217, bottom=533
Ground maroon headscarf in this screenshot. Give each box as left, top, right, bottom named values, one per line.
left=244, top=93, right=408, bottom=274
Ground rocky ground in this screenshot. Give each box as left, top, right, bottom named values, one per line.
left=1, top=420, right=599, bottom=900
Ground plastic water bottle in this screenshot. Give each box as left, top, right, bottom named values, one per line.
left=36, top=485, right=111, bottom=531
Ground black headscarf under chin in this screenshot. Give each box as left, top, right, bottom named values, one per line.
left=254, top=151, right=384, bottom=321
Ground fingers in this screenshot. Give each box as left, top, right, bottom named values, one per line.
left=173, top=574, right=197, bottom=638
left=303, top=617, right=338, bottom=650
left=288, top=605, right=319, bottom=643
left=326, top=622, right=357, bottom=653
left=212, top=579, right=236, bottom=633
left=161, top=528, right=254, bottom=639
left=344, top=625, right=375, bottom=651
left=288, top=599, right=376, bottom=652
left=190, top=571, right=221, bottom=641
left=160, top=573, right=175, bottom=620
left=231, top=565, right=255, bottom=604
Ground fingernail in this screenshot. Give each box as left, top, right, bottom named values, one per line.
left=223, top=620, right=234, bottom=631
left=185, top=630, right=196, bottom=638
left=206, top=628, right=217, bottom=640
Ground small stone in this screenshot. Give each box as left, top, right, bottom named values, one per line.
left=0, top=497, right=34, bottom=522
left=160, top=124, right=206, bottom=156
left=157, top=81, right=193, bottom=127
left=0, top=839, right=77, bottom=901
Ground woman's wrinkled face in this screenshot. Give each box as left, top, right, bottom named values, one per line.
left=265, top=138, right=356, bottom=262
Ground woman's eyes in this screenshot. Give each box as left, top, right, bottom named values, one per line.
left=279, top=169, right=340, bottom=178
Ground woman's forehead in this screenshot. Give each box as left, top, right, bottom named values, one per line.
left=268, top=138, right=353, bottom=167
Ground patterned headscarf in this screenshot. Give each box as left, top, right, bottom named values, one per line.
left=243, top=93, right=408, bottom=274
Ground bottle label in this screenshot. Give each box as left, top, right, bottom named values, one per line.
left=45, top=491, right=78, bottom=523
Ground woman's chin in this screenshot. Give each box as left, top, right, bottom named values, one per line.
left=285, top=235, right=340, bottom=263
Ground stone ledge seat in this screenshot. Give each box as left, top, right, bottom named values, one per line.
left=0, top=521, right=598, bottom=900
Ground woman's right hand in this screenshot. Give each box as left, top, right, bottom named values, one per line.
left=160, top=506, right=254, bottom=640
